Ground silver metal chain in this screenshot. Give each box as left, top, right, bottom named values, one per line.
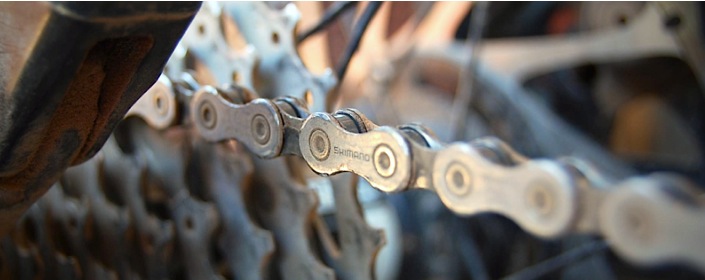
left=122, top=2, right=705, bottom=276
left=134, top=81, right=705, bottom=275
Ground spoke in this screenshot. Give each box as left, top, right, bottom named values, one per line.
left=453, top=219, right=490, bottom=280
left=327, top=1, right=384, bottom=112
left=450, top=1, right=489, bottom=141
left=502, top=240, right=609, bottom=280
left=297, top=1, right=358, bottom=43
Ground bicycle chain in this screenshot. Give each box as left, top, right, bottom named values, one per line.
left=17, top=2, right=703, bottom=279
left=156, top=82, right=705, bottom=275
left=120, top=2, right=705, bottom=277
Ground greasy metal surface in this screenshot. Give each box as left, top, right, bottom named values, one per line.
left=0, top=2, right=200, bottom=236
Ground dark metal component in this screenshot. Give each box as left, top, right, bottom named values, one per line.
left=449, top=1, right=488, bottom=141
left=316, top=173, right=385, bottom=280
left=0, top=2, right=200, bottom=236
left=0, top=116, right=277, bottom=279
left=249, top=157, right=335, bottom=280
left=502, top=240, right=609, bottom=280
left=192, top=139, right=275, bottom=280
left=335, top=1, right=383, bottom=81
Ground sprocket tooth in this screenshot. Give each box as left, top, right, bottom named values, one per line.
left=171, top=192, right=220, bottom=279
left=282, top=3, right=302, bottom=29
left=316, top=174, right=386, bottom=280
left=172, top=2, right=258, bottom=92
left=224, top=2, right=338, bottom=112
left=41, top=184, right=111, bottom=279
left=113, top=123, right=221, bottom=279
left=62, top=156, right=132, bottom=277
left=101, top=137, right=176, bottom=279
left=5, top=205, right=49, bottom=279
left=250, top=157, right=335, bottom=280
left=193, top=140, right=274, bottom=279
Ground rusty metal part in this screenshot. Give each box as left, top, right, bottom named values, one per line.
left=0, top=2, right=201, bottom=236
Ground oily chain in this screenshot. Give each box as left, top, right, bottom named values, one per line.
left=131, top=79, right=705, bottom=274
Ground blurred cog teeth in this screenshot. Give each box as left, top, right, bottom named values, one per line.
left=224, top=2, right=337, bottom=111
